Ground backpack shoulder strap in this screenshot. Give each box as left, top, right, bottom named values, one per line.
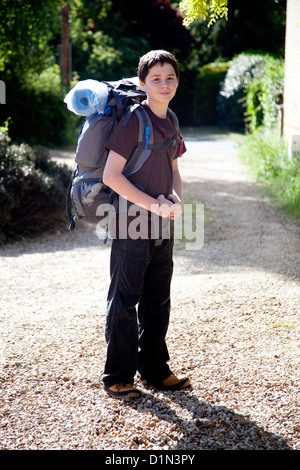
left=168, top=108, right=180, bottom=132
left=168, top=108, right=184, bottom=156
left=122, top=104, right=154, bottom=177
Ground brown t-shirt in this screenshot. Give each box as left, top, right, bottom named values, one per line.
left=105, top=102, right=186, bottom=198
left=104, top=103, right=186, bottom=239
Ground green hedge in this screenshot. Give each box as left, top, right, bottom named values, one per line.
left=193, top=62, right=229, bottom=126
left=245, top=56, right=284, bottom=132
left=0, top=124, right=72, bottom=243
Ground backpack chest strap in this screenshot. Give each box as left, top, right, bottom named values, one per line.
left=138, top=138, right=178, bottom=150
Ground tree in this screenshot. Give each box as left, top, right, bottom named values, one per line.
left=107, top=0, right=195, bottom=63
left=0, top=0, right=62, bottom=79
left=187, top=0, right=286, bottom=65
left=70, top=0, right=195, bottom=81
left=61, top=4, right=71, bottom=89
left=179, top=0, right=228, bottom=27
left=178, top=1, right=286, bottom=61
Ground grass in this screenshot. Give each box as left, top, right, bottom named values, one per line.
left=238, top=128, right=300, bottom=220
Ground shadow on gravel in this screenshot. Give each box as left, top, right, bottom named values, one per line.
left=0, top=224, right=107, bottom=257
left=123, top=390, right=292, bottom=450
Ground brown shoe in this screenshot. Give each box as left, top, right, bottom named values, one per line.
left=104, top=383, right=142, bottom=399
left=161, top=374, right=191, bottom=391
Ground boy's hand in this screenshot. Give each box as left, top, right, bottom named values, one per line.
left=167, top=194, right=183, bottom=220
left=156, top=194, right=183, bottom=219
left=156, top=194, right=172, bottom=218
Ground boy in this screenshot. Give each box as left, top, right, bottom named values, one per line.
left=102, top=50, right=190, bottom=399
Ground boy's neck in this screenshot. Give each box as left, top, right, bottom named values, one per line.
left=145, top=99, right=168, bottom=119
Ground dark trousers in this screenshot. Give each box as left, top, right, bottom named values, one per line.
left=103, top=237, right=174, bottom=388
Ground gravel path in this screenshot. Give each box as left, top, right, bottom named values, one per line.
left=0, top=132, right=299, bottom=451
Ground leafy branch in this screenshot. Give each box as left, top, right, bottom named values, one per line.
left=179, top=0, right=228, bottom=27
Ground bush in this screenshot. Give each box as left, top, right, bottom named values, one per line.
left=238, top=129, right=300, bottom=218
left=193, top=61, right=229, bottom=125
left=245, top=56, right=284, bottom=132
left=0, top=124, right=72, bottom=243
left=217, top=53, right=268, bottom=130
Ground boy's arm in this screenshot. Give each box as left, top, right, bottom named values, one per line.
left=103, top=150, right=172, bottom=217
left=103, top=150, right=159, bottom=212
left=171, top=157, right=183, bottom=204
left=167, top=158, right=183, bottom=220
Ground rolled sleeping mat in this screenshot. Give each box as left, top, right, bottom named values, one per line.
left=64, top=79, right=109, bottom=116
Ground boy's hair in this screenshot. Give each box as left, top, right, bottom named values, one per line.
left=138, top=50, right=179, bottom=83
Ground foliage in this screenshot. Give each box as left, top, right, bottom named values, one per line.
left=0, top=65, right=77, bottom=147
left=0, top=125, right=72, bottom=243
left=193, top=61, right=229, bottom=125
left=0, top=0, right=196, bottom=145
left=238, top=130, right=300, bottom=218
left=217, top=53, right=269, bottom=129
left=179, top=0, right=228, bottom=27
left=0, top=2, right=74, bottom=147
left=70, top=0, right=195, bottom=82
left=69, top=0, right=196, bottom=123
left=245, top=56, right=284, bottom=132
left=188, top=0, right=286, bottom=64
left=217, top=52, right=284, bottom=131
left=103, top=0, right=195, bottom=64
left=0, top=0, right=62, bottom=77
left=71, top=27, right=148, bottom=82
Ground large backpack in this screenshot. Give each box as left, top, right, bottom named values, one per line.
left=64, top=78, right=182, bottom=232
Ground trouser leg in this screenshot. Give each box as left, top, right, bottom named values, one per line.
left=103, top=238, right=149, bottom=388
left=137, top=238, right=174, bottom=385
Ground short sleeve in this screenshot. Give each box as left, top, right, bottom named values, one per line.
left=105, top=113, right=139, bottom=161
left=178, top=135, right=187, bottom=158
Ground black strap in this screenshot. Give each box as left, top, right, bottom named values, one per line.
left=122, top=102, right=141, bottom=127
left=121, top=105, right=154, bottom=176
left=66, top=166, right=78, bottom=230
left=138, top=139, right=178, bottom=150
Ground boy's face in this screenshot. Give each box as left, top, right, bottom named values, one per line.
left=139, top=62, right=178, bottom=106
